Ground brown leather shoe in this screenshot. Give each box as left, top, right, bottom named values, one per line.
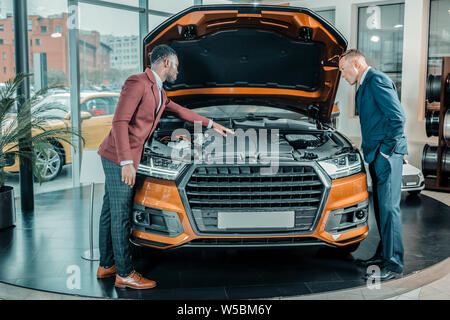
left=115, top=270, right=157, bottom=289
left=96, top=265, right=116, bottom=279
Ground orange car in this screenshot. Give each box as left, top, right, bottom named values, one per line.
left=4, top=91, right=119, bottom=181
left=130, top=4, right=369, bottom=252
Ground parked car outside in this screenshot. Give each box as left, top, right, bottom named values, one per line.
left=3, top=91, right=119, bottom=181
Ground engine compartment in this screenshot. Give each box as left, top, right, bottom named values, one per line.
left=141, top=115, right=355, bottom=165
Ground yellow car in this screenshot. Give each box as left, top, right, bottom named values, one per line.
left=3, top=91, right=119, bottom=181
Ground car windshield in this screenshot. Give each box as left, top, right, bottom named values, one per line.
left=192, top=105, right=311, bottom=121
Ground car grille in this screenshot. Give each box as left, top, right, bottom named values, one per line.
left=184, top=165, right=325, bottom=234
left=402, top=175, right=420, bottom=187
left=185, top=237, right=325, bottom=247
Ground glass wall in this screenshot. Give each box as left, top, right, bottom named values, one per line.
left=315, top=9, right=335, bottom=26
left=1, top=0, right=73, bottom=193
left=0, top=0, right=14, bottom=82
left=148, top=0, right=194, bottom=14
left=2, top=0, right=185, bottom=194
left=148, top=14, right=169, bottom=32
left=426, top=0, right=450, bottom=110
left=357, top=3, right=405, bottom=100
left=78, top=2, right=140, bottom=90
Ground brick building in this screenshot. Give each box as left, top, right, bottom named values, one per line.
left=0, top=12, right=111, bottom=84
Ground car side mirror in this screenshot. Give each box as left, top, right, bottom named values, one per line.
left=64, top=111, right=92, bottom=120
left=81, top=111, right=92, bottom=120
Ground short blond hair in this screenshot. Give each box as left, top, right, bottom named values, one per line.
left=339, top=49, right=366, bottom=62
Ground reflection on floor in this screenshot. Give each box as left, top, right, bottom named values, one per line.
left=0, top=184, right=449, bottom=299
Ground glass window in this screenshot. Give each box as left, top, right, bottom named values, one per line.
left=427, top=0, right=450, bottom=77
left=148, top=14, right=168, bottom=32
left=108, top=0, right=140, bottom=6
left=78, top=2, right=139, bottom=101
left=426, top=0, right=450, bottom=111
left=357, top=4, right=405, bottom=100
left=56, top=26, right=62, bottom=33
left=24, top=0, right=72, bottom=193
left=0, top=24, right=4, bottom=31
left=0, top=8, right=15, bottom=82
left=315, top=9, right=336, bottom=26
left=148, top=0, right=194, bottom=14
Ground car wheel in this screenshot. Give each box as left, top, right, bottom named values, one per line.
left=408, top=190, right=421, bottom=196
left=34, top=145, right=63, bottom=182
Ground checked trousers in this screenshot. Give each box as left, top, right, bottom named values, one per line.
left=99, top=156, right=135, bottom=277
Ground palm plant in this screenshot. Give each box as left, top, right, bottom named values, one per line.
left=0, top=73, right=84, bottom=192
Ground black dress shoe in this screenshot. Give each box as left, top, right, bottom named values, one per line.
left=363, top=268, right=403, bottom=281
left=355, top=256, right=384, bottom=267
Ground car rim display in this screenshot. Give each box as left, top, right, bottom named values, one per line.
left=444, top=110, right=450, bottom=144
left=35, top=148, right=62, bottom=181
left=425, top=109, right=440, bottom=137
left=425, top=109, right=450, bottom=143
left=422, top=144, right=450, bottom=176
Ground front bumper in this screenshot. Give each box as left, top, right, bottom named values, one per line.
left=131, top=163, right=369, bottom=249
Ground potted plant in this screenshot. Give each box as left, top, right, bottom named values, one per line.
left=0, top=73, right=84, bottom=229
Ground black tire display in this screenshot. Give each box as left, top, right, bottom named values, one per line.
left=422, top=144, right=450, bottom=176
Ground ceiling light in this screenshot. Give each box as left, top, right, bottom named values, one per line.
left=394, top=24, right=403, bottom=28
left=370, top=35, right=380, bottom=42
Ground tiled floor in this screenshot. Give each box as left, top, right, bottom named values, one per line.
left=0, top=184, right=449, bottom=300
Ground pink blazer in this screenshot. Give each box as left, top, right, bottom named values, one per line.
left=98, top=68, right=210, bottom=169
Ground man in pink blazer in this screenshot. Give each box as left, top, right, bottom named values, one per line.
left=96, top=45, right=232, bottom=289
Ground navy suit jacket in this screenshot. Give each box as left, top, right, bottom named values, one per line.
left=356, top=68, right=408, bottom=164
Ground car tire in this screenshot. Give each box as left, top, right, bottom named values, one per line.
left=408, top=190, right=421, bottom=196
left=34, top=144, right=64, bottom=182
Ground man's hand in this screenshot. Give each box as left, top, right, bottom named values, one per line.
left=122, top=164, right=136, bottom=188
left=212, top=121, right=234, bottom=137
left=380, top=151, right=390, bottom=159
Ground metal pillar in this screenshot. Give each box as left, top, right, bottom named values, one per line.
left=33, top=53, right=48, bottom=91
left=139, top=0, right=149, bottom=71
left=13, top=0, right=34, bottom=212
left=68, top=0, right=82, bottom=188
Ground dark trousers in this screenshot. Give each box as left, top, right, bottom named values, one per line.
left=368, top=151, right=404, bottom=273
left=99, top=157, right=135, bottom=277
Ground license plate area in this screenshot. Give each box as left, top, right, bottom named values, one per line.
left=217, top=211, right=295, bottom=229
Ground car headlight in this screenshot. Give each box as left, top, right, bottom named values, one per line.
left=137, top=155, right=187, bottom=180
left=318, top=152, right=363, bottom=179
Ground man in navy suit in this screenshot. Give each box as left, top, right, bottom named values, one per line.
left=339, top=49, right=408, bottom=281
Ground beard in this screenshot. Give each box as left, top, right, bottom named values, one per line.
left=166, top=74, right=176, bottom=84
left=166, top=64, right=178, bottom=83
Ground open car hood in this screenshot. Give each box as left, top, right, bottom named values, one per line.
left=144, top=4, right=347, bottom=122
